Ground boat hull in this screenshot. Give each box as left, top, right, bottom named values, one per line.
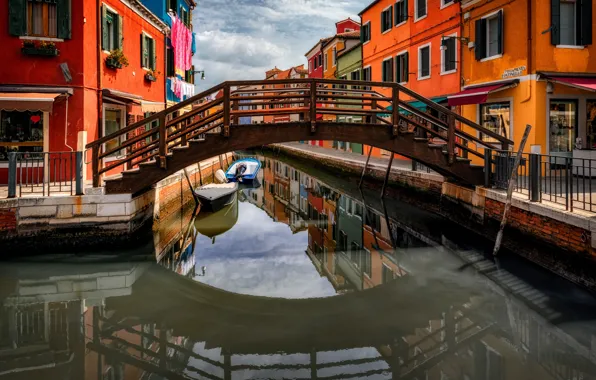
left=194, top=183, right=238, bottom=213
left=226, top=158, right=261, bottom=183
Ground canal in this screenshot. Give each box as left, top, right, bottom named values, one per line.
left=1, top=152, right=596, bottom=380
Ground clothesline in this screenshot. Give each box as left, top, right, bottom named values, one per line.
left=169, top=13, right=193, bottom=71
left=171, top=77, right=195, bottom=99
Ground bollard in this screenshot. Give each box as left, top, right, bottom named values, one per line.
left=484, top=149, right=492, bottom=188
left=7, top=152, right=17, bottom=198
left=75, top=151, right=84, bottom=195
left=529, top=153, right=540, bottom=202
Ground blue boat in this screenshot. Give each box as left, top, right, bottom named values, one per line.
left=225, top=158, right=261, bottom=185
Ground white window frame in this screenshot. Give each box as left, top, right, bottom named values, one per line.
left=558, top=0, right=578, bottom=47
left=382, top=56, right=394, bottom=82
left=418, top=43, right=431, bottom=80
left=362, top=21, right=371, bottom=45
left=362, top=65, right=371, bottom=81
left=344, top=28, right=354, bottom=32
left=309, top=60, right=313, bottom=73
left=332, top=46, right=337, bottom=67
left=441, top=32, right=457, bottom=75
left=381, top=5, right=393, bottom=34
left=481, top=9, right=503, bottom=61
left=395, top=0, right=407, bottom=28
left=324, top=52, right=328, bottom=71
left=414, top=0, right=427, bottom=22
left=141, top=31, right=154, bottom=70
left=102, top=103, right=127, bottom=162
left=396, top=49, right=408, bottom=84
left=440, top=0, right=455, bottom=9
left=102, top=3, right=119, bottom=54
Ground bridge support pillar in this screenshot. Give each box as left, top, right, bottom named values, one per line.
left=310, top=80, right=317, bottom=133
left=223, top=85, right=230, bottom=137
left=392, top=87, right=400, bottom=136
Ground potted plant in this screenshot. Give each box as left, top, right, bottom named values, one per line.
left=105, top=49, right=129, bottom=69
left=21, top=40, right=59, bottom=56
left=144, top=68, right=160, bottom=82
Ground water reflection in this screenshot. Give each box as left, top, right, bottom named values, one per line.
left=1, top=154, right=596, bottom=379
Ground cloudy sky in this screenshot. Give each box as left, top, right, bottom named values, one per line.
left=191, top=0, right=364, bottom=90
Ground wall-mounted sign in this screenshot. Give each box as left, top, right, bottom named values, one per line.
left=502, top=66, right=527, bottom=79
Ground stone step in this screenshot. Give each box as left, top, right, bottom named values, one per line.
left=139, top=160, right=157, bottom=167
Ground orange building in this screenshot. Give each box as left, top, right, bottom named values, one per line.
left=449, top=0, right=596, bottom=163
left=359, top=0, right=462, bottom=159
left=263, top=65, right=308, bottom=124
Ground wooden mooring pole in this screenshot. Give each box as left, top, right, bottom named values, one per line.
left=493, top=124, right=532, bottom=256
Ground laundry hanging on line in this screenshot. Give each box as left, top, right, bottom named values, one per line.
left=169, top=13, right=193, bottom=71
left=170, top=77, right=195, bottom=99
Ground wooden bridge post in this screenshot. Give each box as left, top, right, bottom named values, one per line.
left=447, top=114, right=456, bottom=165
left=181, top=117, right=189, bottom=146
left=92, top=145, right=100, bottom=187
left=223, top=85, right=230, bottom=137
left=231, top=98, right=238, bottom=126
left=158, top=113, right=167, bottom=169
left=371, top=99, right=378, bottom=125
left=392, top=87, right=400, bottom=136
left=310, top=80, right=317, bottom=133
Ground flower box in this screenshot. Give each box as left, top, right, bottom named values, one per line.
left=106, top=59, right=123, bottom=69
left=144, top=73, right=157, bottom=82
left=21, top=47, right=59, bottom=57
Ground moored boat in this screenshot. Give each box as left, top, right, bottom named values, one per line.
left=225, top=158, right=261, bottom=185
left=194, top=181, right=238, bottom=212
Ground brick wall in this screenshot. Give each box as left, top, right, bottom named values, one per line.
left=485, top=199, right=592, bottom=255
left=0, top=209, right=16, bottom=232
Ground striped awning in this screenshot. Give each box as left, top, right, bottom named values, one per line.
left=0, top=92, right=63, bottom=112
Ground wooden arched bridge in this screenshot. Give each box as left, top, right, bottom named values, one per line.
left=87, top=78, right=513, bottom=194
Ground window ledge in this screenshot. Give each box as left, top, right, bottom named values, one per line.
left=363, top=40, right=371, bottom=46
left=480, top=54, right=503, bottom=62
left=556, top=45, right=585, bottom=50
left=418, top=75, right=431, bottom=81
left=20, top=36, right=64, bottom=42
left=440, top=1, right=455, bottom=9
left=440, top=69, right=457, bottom=76
left=381, top=28, right=392, bottom=35
left=395, top=21, right=407, bottom=28
left=414, top=14, right=428, bottom=23
left=398, top=81, right=408, bottom=85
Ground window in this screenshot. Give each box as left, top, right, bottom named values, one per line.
left=362, top=66, right=371, bottom=90
left=8, top=0, right=70, bottom=39
left=180, top=6, right=189, bottom=26
left=350, top=70, right=360, bottom=81
left=381, top=6, right=393, bottom=33
left=552, top=0, right=592, bottom=46
left=441, top=37, right=457, bottom=73
left=339, top=231, right=348, bottom=252
left=103, top=106, right=126, bottom=158
left=479, top=102, right=511, bottom=143
left=166, top=0, right=178, bottom=13
left=362, top=248, right=372, bottom=277
left=441, top=0, right=455, bottom=7
left=418, top=44, right=430, bottom=79
left=102, top=6, right=122, bottom=52
left=324, top=53, right=328, bottom=71
left=549, top=100, right=577, bottom=153
left=382, top=57, right=394, bottom=82
left=415, top=0, right=427, bottom=20
left=361, top=22, right=371, bottom=43
left=394, top=0, right=408, bottom=25
left=475, top=10, right=503, bottom=60
left=396, top=52, right=409, bottom=83
left=167, top=48, right=175, bottom=76
left=332, top=46, right=337, bottom=66
left=141, top=34, right=156, bottom=70
left=382, top=264, right=394, bottom=283
left=0, top=111, right=44, bottom=161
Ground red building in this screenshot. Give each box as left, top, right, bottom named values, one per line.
left=0, top=0, right=167, bottom=182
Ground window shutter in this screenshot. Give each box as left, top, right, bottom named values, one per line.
left=475, top=19, right=487, bottom=60
left=551, top=0, right=560, bottom=45
left=382, top=61, right=386, bottom=81
left=389, top=6, right=393, bottom=28
left=404, top=0, right=408, bottom=23
left=56, top=0, right=71, bottom=39
left=580, top=0, right=592, bottom=45
left=394, top=3, right=399, bottom=25
left=102, top=6, right=109, bottom=50
left=151, top=39, right=156, bottom=70
left=405, top=52, right=409, bottom=82
left=396, top=56, right=401, bottom=82
left=140, top=34, right=146, bottom=67
left=9, top=0, right=27, bottom=36
left=497, top=10, right=504, bottom=55
left=117, top=14, right=123, bottom=49
left=360, top=26, right=364, bottom=43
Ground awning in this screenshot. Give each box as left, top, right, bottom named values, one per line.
left=103, top=89, right=142, bottom=105
left=543, top=76, right=596, bottom=92
left=141, top=101, right=166, bottom=113
left=448, top=80, right=518, bottom=106
left=383, top=96, right=447, bottom=117
left=0, top=92, right=63, bottom=112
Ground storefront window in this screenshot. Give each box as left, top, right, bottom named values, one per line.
left=104, top=108, right=124, bottom=158
left=479, top=102, right=510, bottom=143
left=586, top=101, right=596, bottom=150
left=549, top=100, right=577, bottom=153
left=0, top=110, right=44, bottom=161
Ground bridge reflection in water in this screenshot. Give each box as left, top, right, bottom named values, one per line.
left=1, top=154, right=596, bottom=380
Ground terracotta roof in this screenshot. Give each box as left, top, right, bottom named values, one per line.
left=337, top=42, right=362, bottom=58
left=305, top=36, right=333, bottom=57
left=322, top=31, right=361, bottom=48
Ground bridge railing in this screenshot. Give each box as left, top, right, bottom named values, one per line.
left=86, top=79, right=513, bottom=187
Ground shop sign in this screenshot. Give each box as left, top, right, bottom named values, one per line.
left=502, top=66, right=527, bottom=79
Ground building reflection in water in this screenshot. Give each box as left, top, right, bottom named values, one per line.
left=0, top=154, right=595, bottom=380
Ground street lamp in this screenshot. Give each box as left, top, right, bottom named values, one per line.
left=440, top=35, right=469, bottom=51
left=193, top=70, right=206, bottom=80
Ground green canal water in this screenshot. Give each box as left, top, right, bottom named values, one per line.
left=1, top=153, right=596, bottom=380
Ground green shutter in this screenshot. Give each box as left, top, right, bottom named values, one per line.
left=102, top=6, right=108, bottom=50
left=395, top=56, right=400, bottom=83
left=580, top=0, right=592, bottom=45
left=382, top=60, right=386, bottom=81
left=475, top=18, right=486, bottom=60
left=117, top=14, right=123, bottom=49
left=404, top=0, right=408, bottom=23
left=405, top=52, right=409, bottom=83
left=140, top=34, right=145, bottom=67
left=150, top=39, right=156, bottom=70
left=56, top=0, right=71, bottom=39
left=551, top=0, right=560, bottom=45
left=8, top=0, right=27, bottom=36
left=497, top=10, right=504, bottom=55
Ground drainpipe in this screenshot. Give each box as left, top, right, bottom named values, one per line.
left=64, top=96, right=74, bottom=151
left=97, top=0, right=103, bottom=140
left=521, top=0, right=532, bottom=104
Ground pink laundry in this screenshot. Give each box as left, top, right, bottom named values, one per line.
left=169, top=14, right=192, bottom=71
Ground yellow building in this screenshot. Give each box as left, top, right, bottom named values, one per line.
left=449, top=0, right=595, bottom=162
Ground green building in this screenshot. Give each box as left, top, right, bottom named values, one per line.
left=335, top=43, right=363, bottom=154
